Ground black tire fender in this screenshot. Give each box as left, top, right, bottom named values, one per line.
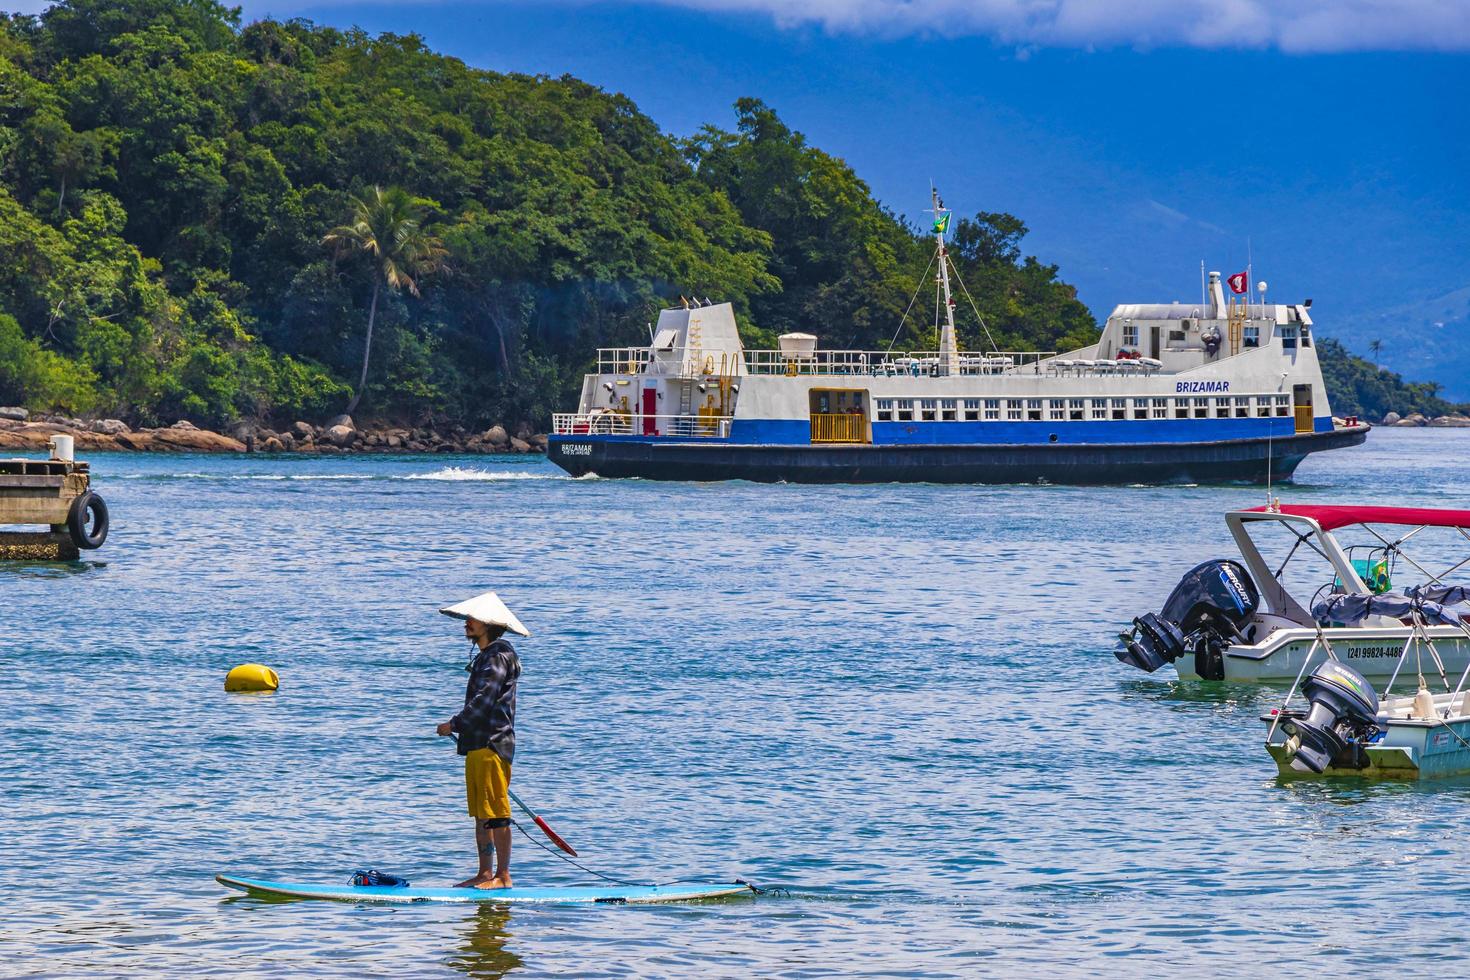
left=66, top=491, right=109, bottom=549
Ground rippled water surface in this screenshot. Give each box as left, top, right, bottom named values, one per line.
left=6, top=430, right=1470, bottom=977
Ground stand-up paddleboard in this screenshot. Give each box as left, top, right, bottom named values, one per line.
left=216, top=874, right=755, bottom=905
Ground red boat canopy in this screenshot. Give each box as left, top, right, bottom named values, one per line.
left=1240, top=504, right=1470, bottom=532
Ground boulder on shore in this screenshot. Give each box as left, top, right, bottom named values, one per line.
left=325, top=423, right=357, bottom=447
left=90, top=418, right=131, bottom=435
left=509, top=436, right=531, bottom=453
left=483, top=424, right=509, bottom=447
left=1382, top=411, right=1402, bottom=425
left=326, top=413, right=354, bottom=430
left=0, top=407, right=28, bottom=421
left=1429, top=415, right=1470, bottom=428
left=125, top=427, right=246, bottom=452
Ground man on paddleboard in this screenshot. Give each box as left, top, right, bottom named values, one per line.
left=436, top=591, right=529, bottom=889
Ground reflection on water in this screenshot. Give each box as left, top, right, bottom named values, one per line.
left=447, top=905, right=522, bottom=979
left=0, top=558, right=107, bottom=577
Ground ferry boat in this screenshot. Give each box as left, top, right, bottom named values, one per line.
left=547, top=192, right=1369, bottom=483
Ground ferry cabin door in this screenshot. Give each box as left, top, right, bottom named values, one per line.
left=642, top=384, right=658, bottom=435
left=1292, top=384, right=1314, bottom=434
left=809, top=388, right=871, bottom=444
left=1149, top=326, right=1161, bottom=359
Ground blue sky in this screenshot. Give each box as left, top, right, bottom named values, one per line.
left=18, top=0, right=1470, bottom=386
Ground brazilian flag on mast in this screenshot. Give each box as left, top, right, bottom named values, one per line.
left=933, top=212, right=950, bottom=235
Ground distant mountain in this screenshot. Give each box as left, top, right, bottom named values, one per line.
left=1328, top=285, right=1470, bottom=400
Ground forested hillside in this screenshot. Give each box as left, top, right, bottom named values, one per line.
left=0, top=0, right=1096, bottom=429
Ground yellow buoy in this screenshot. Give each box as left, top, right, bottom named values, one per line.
left=225, top=663, right=279, bottom=693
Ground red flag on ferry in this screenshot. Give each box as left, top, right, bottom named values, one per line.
left=1227, top=271, right=1249, bottom=294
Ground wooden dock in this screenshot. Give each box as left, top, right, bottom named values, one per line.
left=0, top=454, right=106, bottom=559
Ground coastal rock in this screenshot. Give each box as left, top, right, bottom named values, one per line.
left=90, top=418, right=131, bottom=435
left=0, top=407, right=28, bottom=421
left=509, top=436, right=531, bottom=453
left=1382, top=411, right=1402, bottom=425
left=514, top=422, right=534, bottom=441
left=325, top=424, right=357, bottom=447
left=171, top=419, right=198, bottom=430
left=529, top=433, right=548, bottom=451
left=293, top=420, right=315, bottom=438
left=136, top=427, right=247, bottom=452
left=483, top=425, right=509, bottom=447
left=387, top=434, right=402, bottom=449
left=262, top=436, right=285, bottom=452
left=1430, top=415, right=1470, bottom=428
left=326, top=414, right=355, bottom=430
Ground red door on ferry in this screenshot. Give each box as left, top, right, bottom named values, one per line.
left=642, top=387, right=658, bottom=435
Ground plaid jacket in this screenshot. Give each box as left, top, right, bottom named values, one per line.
left=452, top=638, right=519, bottom=762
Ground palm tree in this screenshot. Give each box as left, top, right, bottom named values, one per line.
left=323, top=186, right=447, bottom=415
left=1369, top=338, right=1382, bottom=368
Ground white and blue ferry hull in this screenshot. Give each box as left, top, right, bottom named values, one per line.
left=549, top=421, right=1367, bottom=484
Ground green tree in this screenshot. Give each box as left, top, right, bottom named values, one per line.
left=321, top=185, right=446, bottom=414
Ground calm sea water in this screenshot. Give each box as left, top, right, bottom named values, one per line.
left=5, top=429, right=1470, bottom=977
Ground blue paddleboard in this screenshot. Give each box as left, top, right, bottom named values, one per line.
left=216, top=874, right=754, bottom=905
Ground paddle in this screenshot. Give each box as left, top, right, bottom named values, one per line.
left=447, top=733, right=579, bottom=857
left=507, top=788, right=579, bottom=857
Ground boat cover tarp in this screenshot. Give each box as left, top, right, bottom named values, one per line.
left=1407, top=584, right=1470, bottom=606
left=1242, top=505, right=1470, bottom=532
left=1312, top=592, right=1460, bottom=626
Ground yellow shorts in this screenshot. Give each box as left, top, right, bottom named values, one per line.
left=464, top=748, right=512, bottom=821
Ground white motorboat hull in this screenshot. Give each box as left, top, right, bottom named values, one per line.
left=1177, top=626, right=1470, bottom=683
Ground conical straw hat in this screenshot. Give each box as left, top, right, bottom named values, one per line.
left=439, top=591, right=531, bottom=637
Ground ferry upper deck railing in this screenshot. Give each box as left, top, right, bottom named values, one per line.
left=592, top=347, right=1059, bottom=378
left=552, top=411, right=732, bottom=439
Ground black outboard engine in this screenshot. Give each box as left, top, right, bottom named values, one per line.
left=1116, top=560, right=1259, bottom=678
left=1279, top=661, right=1380, bottom=773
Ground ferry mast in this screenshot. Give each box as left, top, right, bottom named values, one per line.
left=931, top=187, right=959, bottom=376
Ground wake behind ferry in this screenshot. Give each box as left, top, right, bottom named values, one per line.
left=548, top=193, right=1369, bottom=484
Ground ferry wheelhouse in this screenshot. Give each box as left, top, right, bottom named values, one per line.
left=548, top=193, right=1368, bottom=484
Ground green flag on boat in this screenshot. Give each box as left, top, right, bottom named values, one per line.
left=933, top=213, right=950, bottom=234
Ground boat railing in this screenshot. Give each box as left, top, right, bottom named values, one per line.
left=596, top=348, right=655, bottom=375
left=1046, top=357, right=1166, bottom=377
left=593, top=347, right=1061, bottom=378
left=744, top=349, right=1059, bottom=377
left=552, top=412, right=732, bottom=439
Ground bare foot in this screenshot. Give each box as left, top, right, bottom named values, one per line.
left=475, top=873, right=513, bottom=890
left=455, top=873, right=495, bottom=888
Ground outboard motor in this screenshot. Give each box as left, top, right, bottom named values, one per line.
left=1116, top=560, right=1259, bottom=678
left=1279, top=661, right=1380, bottom=773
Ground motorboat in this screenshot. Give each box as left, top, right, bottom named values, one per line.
left=1115, top=504, right=1470, bottom=682
left=1262, top=597, right=1470, bottom=779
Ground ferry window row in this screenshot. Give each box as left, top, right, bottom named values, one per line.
left=874, top=394, right=1294, bottom=422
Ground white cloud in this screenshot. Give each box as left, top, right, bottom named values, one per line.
left=650, top=0, right=1470, bottom=52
